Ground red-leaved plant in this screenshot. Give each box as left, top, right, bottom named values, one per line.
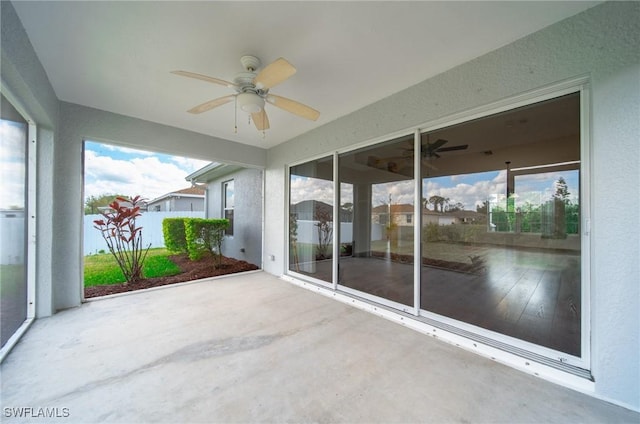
left=93, top=195, right=150, bottom=285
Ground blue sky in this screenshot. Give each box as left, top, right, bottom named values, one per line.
left=84, top=141, right=210, bottom=202
left=293, top=168, right=579, bottom=211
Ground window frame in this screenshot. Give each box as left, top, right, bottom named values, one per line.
left=223, top=179, right=234, bottom=236
left=0, top=89, right=37, bottom=362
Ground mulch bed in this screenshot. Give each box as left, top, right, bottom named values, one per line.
left=84, top=253, right=259, bottom=299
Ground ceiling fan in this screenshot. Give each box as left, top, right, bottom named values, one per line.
left=420, top=139, right=469, bottom=159
left=172, top=55, right=320, bottom=132
left=364, top=138, right=469, bottom=176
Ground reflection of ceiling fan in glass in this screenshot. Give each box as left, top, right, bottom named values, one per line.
left=420, top=139, right=469, bottom=159
left=171, top=55, right=320, bottom=133
left=366, top=138, right=470, bottom=175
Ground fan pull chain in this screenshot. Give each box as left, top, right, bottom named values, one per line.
left=234, top=96, right=238, bottom=134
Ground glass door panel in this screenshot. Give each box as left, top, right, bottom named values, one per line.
left=289, top=156, right=334, bottom=284
left=338, top=134, right=415, bottom=307
left=0, top=94, right=29, bottom=348
left=420, top=93, right=582, bottom=357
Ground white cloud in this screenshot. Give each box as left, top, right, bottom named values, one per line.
left=290, top=176, right=333, bottom=205
left=171, top=156, right=211, bottom=174
left=84, top=148, right=212, bottom=202
left=289, top=168, right=580, bottom=214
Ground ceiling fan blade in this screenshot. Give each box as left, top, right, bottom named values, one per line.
left=266, top=94, right=320, bottom=121
left=427, top=139, right=448, bottom=151
left=437, top=144, right=469, bottom=152
left=187, top=95, right=235, bottom=114
left=252, top=109, right=270, bottom=131
left=254, top=58, right=296, bottom=89
left=171, top=70, right=237, bottom=89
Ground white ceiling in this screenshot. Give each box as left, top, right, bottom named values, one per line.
left=13, top=1, right=599, bottom=149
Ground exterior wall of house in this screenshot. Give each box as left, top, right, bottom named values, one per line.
left=147, top=196, right=204, bottom=212
left=205, top=168, right=263, bottom=268
left=264, top=2, right=639, bottom=411
left=173, top=196, right=203, bottom=212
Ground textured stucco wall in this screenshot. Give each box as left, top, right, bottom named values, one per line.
left=206, top=168, right=263, bottom=268
left=1, top=1, right=59, bottom=317
left=264, top=2, right=640, bottom=410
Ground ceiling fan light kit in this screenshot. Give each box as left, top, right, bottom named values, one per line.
left=237, top=92, right=264, bottom=114
left=172, top=55, right=320, bottom=134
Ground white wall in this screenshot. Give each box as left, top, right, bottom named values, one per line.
left=264, top=2, right=640, bottom=411
left=204, top=168, right=263, bottom=267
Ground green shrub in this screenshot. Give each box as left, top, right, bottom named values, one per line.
left=162, top=218, right=188, bottom=253
left=184, top=218, right=230, bottom=268
left=424, top=222, right=440, bottom=242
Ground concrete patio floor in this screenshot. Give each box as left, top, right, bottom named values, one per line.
left=1, top=271, right=637, bottom=423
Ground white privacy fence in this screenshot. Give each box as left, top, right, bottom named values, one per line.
left=84, top=211, right=204, bottom=256
left=294, top=220, right=386, bottom=244
left=0, top=211, right=25, bottom=265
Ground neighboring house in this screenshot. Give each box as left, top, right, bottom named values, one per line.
left=372, top=204, right=414, bottom=226
left=372, top=204, right=481, bottom=227
left=450, top=210, right=485, bottom=225
left=146, top=186, right=205, bottom=212
left=291, top=200, right=352, bottom=222
left=422, top=209, right=455, bottom=226
left=186, top=163, right=263, bottom=268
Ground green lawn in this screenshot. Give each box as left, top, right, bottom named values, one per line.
left=84, top=248, right=181, bottom=287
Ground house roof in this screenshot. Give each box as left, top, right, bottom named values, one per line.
left=11, top=2, right=598, bottom=149
left=147, top=186, right=205, bottom=205
left=186, top=162, right=243, bottom=184
left=372, top=204, right=414, bottom=214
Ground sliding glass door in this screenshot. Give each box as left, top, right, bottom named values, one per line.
left=337, top=134, right=415, bottom=309
left=288, top=156, right=334, bottom=284
left=287, top=89, right=585, bottom=363
left=0, top=94, right=29, bottom=348
left=419, top=93, right=582, bottom=357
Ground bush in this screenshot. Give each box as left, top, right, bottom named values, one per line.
left=184, top=218, right=230, bottom=268
left=162, top=218, right=188, bottom=253
left=424, top=223, right=440, bottom=242
left=93, top=195, right=150, bottom=285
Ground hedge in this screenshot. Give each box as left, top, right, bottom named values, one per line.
left=183, top=218, right=230, bottom=267
left=162, top=218, right=188, bottom=253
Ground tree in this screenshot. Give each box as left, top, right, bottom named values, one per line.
left=553, top=177, right=570, bottom=203
left=476, top=200, right=489, bottom=215
left=448, top=202, right=465, bottom=212
left=315, top=208, right=333, bottom=260
left=428, top=195, right=449, bottom=213
left=93, top=196, right=150, bottom=284
left=85, top=193, right=128, bottom=215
